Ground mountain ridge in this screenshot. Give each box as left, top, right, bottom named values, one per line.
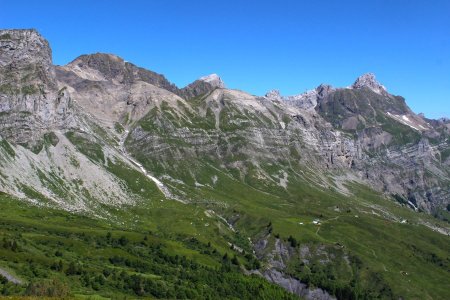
left=1, top=28, right=449, bottom=213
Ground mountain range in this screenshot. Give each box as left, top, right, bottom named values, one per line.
left=0, top=29, right=449, bottom=299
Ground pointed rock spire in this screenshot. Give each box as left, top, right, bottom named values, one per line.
left=265, top=89, right=282, bottom=101
left=198, top=73, right=225, bottom=89
left=352, top=73, right=387, bottom=95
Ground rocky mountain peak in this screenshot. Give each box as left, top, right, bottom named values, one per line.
left=65, top=53, right=129, bottom=82
left=265, top=89, right=282, bottom=101
left=0, top=29, right=52, bottom=68
left=60, top=52, right=179, bottom=94
left=438, top=117, right=450, bottom=124
left=316, top=84, right=334, bottom=97
left=69, top=53, right=125, bottom=67
left=198, top=73, right=225, bottom=89
left=176, top=74, right=225, bottom=100
left=0, top=29, right=73, bottom=144
left=0, top=29, right=55, bottom=89
left=351, top=73, right=387, bottom=95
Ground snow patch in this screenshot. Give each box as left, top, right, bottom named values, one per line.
left=386, top=112, right=423, bottom=131
left=118, top=130, right=179, bottom=201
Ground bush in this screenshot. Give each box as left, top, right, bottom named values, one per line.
left=25, top=279, right=70, bottom=297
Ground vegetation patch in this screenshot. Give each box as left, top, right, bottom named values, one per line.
left=0, top=84, right=20, bottom=95
left=0, top=139, right=15, bottom=157
left=105, top=158, right=161, bottom=200
left=377, top=113, right=421, bottom=146
left=21, top=85, right=38, bottom=95
left=440, top=147, right=450, bottom=162
left=0, top=33, right=12, bottom=40
left=43, top=132, right=59, bottom=147
left=113, top=122, right=124, bottom=134
left=65, top=131, right=104, bottom=164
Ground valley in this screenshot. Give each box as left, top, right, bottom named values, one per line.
left=0, top=29, right=449, bottom=299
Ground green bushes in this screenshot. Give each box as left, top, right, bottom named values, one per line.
left=21, top=85, right=38, bottom=95
left=65, top=131, right=104, bottom=163
left=0, top=33, right=11, bottom=40
left=0, top=196, right=297, bottom=299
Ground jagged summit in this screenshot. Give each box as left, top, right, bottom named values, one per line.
left=0, top=29, right=53, bottom=70
left=265, top=84, right=334, bottom=110
left=198, top=73, right=225, bottom=89
left=351, top=73, right=387, bottom=95
left=264, top=89, right=282, bottom=100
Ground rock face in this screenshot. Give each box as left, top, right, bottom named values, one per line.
left=0, top=29, right=74, bottom=145
left=53, top=37, right=449, bottom=213
left=55, top=54, right=224, bottom=129
left=264, top=269, right=335, bottom=300
left=253, top=237, right=336, bottom=300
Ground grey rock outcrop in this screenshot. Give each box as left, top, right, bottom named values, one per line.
left=265, top=84, right=334, bottom=111
left=0, top=30, right=154, bottom=214
left=254, top=237, right=335, bottom=300
left=57, top=53, right=223, bottom=103
left=264, top=269, right=335, bottom=300
left=0, top=268, right=22, bottom=285
left=0, top=29, right=74, bottom=145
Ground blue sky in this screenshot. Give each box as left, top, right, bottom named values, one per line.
left=1, top=0, right=449, bottom=118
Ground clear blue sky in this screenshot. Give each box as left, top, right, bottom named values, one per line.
left=1, top=0, right=449, bottom=118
